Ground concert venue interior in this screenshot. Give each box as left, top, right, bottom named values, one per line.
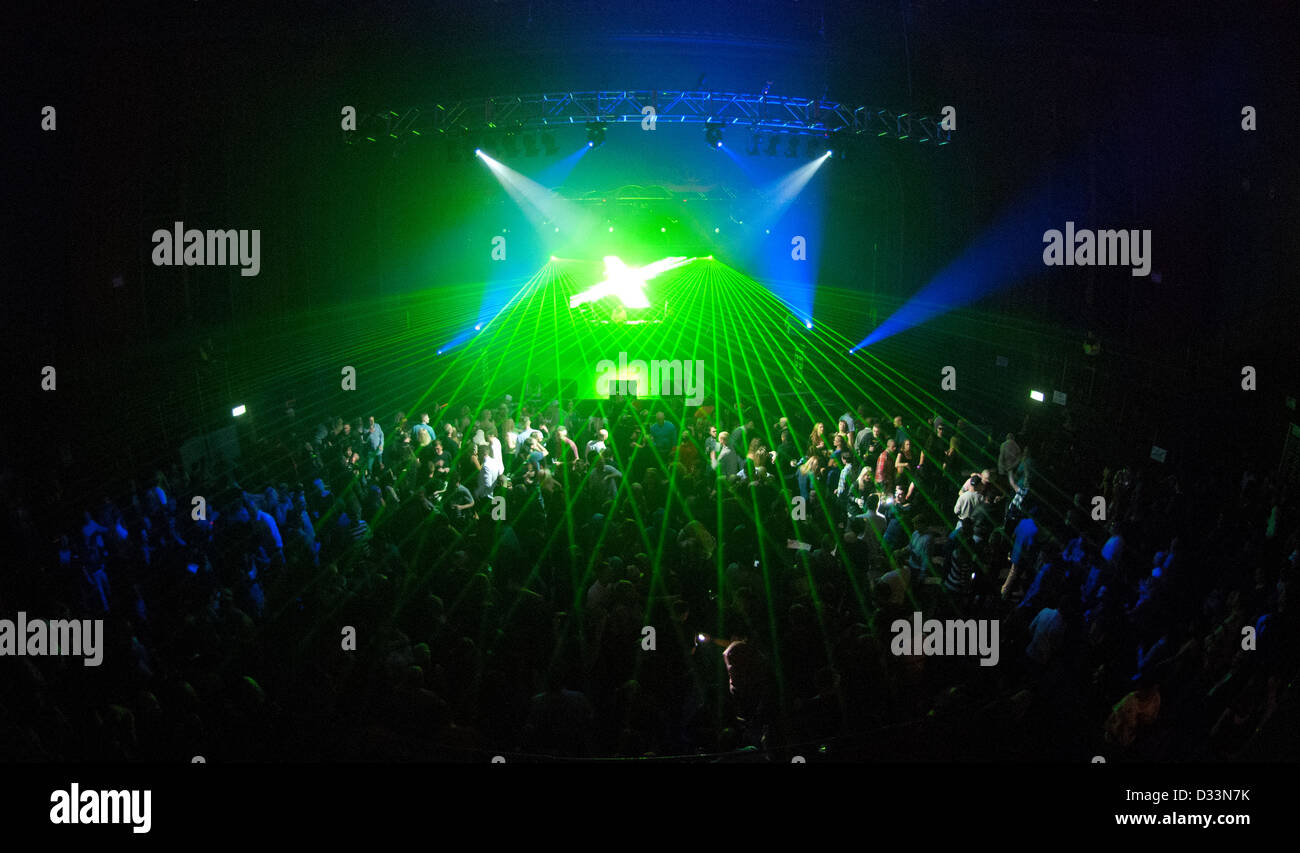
left=5, top=0, right=1299, bottom=769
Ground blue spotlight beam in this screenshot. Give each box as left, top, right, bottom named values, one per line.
left=534, top=144, right=591, bottom=197
left=853, top=181, right=1057, bottom=350
left=853, top=63, right=1224, bottom=353
left=725, top=153, right=831, bottom=323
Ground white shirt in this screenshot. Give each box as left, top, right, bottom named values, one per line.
left=476, top=454, right=504, bottom=497
left=954, top=489, right=985, bottom=520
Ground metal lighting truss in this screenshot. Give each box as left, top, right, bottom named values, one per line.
left=346, top=90, right=951, bottom=147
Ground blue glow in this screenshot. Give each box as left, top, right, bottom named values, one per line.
left=714, top=155, right=828, bottom=323
left=534, top=143, right=591, bottom=188
left=854, top=180, right=1059, bottom=349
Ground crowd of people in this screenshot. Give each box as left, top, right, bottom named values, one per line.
left=1, top=389, right=1296, bottom=762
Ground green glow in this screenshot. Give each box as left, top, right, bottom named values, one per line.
left=323, top=247, right=1000, bottom=720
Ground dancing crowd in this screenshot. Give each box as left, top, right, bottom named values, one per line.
left=2, top=390, right=1296, bottom=762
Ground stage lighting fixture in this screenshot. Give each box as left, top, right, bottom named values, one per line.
left=766, top=135, right=779, bottom=156
left=522, top=134, right=538, bottom=156
left=805, top=320, right=813, bottom=329
left=474, top=324, right=482, bottom=331
left=660, top=226, right=666, bottom=232
left=1030, top=390, right=1046, bottom=402
left=586, top=122, right=606, bottom=148
left=542, top=131, right=558, bottom=155
left=785, top=135, right=799, bottom=157
left=232, top=405, right=246, bottom=417
left=608, top=226, right=614, bottom=232
left=705, top=124, right=723, bottom=148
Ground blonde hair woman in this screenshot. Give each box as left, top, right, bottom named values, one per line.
left=808, top=422, right=827, bottom=453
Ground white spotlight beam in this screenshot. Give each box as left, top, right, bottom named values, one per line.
left=476, top=150, right=597, bottom=234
